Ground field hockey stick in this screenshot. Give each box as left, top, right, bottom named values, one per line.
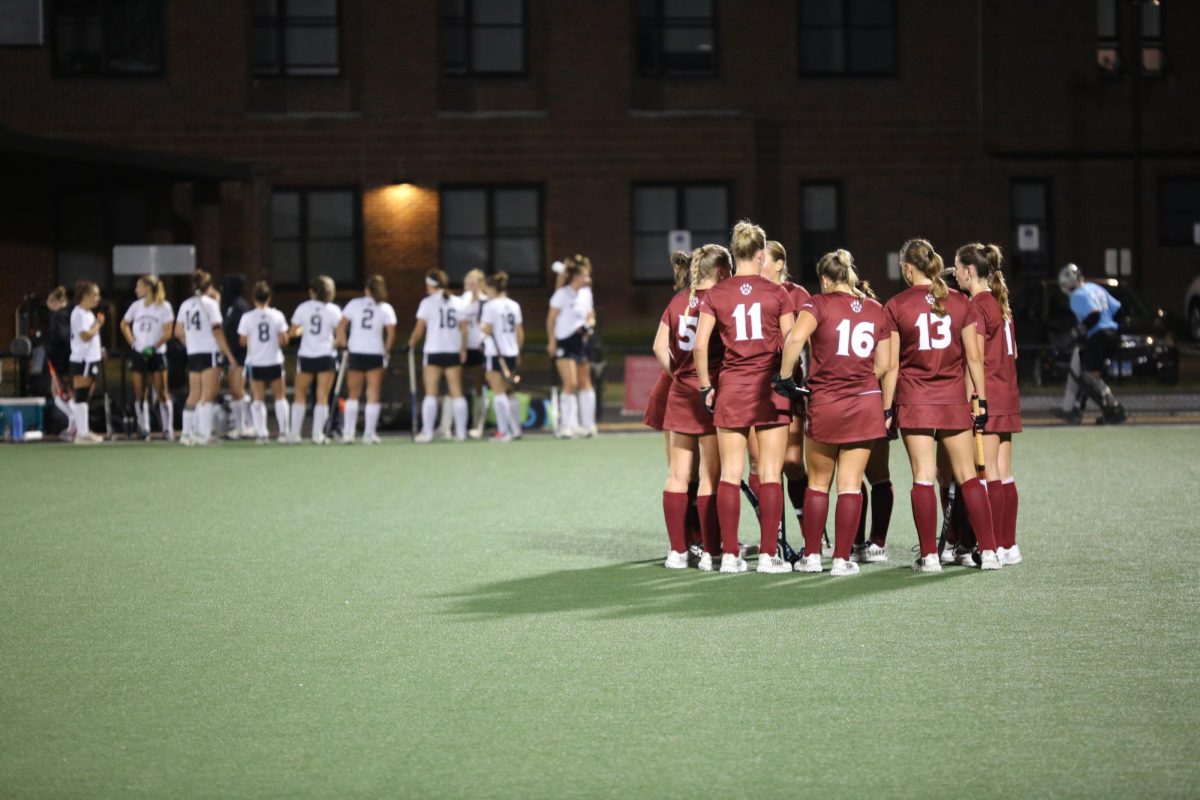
left=325, top=350, right=349, bottom=438
left=937, top=482, right=956, bottom=555
left=406, top=347, right=418, bottom=440
left=99, top=351, right=113, bottom=439
left=970, top=396, right=985, bottom=474
left=487, top=334, right=520, bottom=387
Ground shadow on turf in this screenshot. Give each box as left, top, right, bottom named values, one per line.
left=439, top=559, right=974, bottom=620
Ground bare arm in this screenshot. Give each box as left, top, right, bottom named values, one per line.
left=407, top=319, right=425, bottom=350
left=694, top=313, right=715, bottom=389
left=780, top=311, right=817, bottom=380
left=545, top=307, right=559, bottom=357
left=239, top=334, right=249, bottom=349
left=120, top=319, right=135, bottom=347
left=80, top=314, right=104, bottom=342
left=155, top=322, right=172, bottom=349
left=516, top=323, right=525, bottom=355
left=174, top=321, right=186, bottom=345
left=880, top=331, right=900, bottom=409
left=459, top=319, right=468, bottom=363
left=214, top=328, right=237, bottom=367
left=962, top=322, right=986, bottom=400
left=651, top=321, right=672, bottom=374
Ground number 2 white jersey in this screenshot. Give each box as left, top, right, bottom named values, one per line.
left=237, top=307, right=288, bottom=367
left=480, top=297, right=522, bottom=357
left=123, top=299, right=174, bottom=353
left=459, top=291, right=487, bottom=350
left=176, top=294, right=223, bottom=355
left=416, top=293, right=463, bottom=354
left=291, top=300, right=341, bottom=358
left=341, top=296, right=397, bottom=356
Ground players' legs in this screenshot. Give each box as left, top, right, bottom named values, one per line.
left=227, top=363, right=249, bottom=435
left=361, top=367, right=383, bottom=442
left=555, top=358, right=579, bottom=434
left=71, top=372, right=95, bottom=439
left=250, top=378, right=268, bottom=439
left=981, top=431, right=1006, bottom=556
left=830, top=443, right=871, bottom=571
left=344, top=370, right=364, bottom=442
left=292, top=369, right=313, bottom=441
left=715, top=427, right=749, bottom=568
left=575, top=360, right=596, bottom=435
left=444, top=365, right=467, bottom=441
left=663, top=432, right=698, bottom=561
left=417, top=364, right=442, bottom=441
left=941, top=429, right=999, bottom=563
left=151, top=366, right=172, bottom=439
left=697, top=433, right=722, bottom=559
left=130, top=370, right=148, bottom=435
left=902, top=430, right=940, bottom=558
left=746, top=425, right=761, bottom=498
left=863, top=438, right=893, bottom=551
left=270, top=376, right=289, bottom=439
left=783, top=417, right=806, bottom=527
left=197, top=366, right=221, bottom=443
left=182, top=370, right=202, bottom=443
left=752, top=423, right=789, bottom=567
left=799, top=436, right=836, bottom=569
left=998, top=434, right=1019, bottom=558
left=486, top=369, right=516, bottom=439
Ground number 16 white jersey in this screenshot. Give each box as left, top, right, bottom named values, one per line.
left=291, top=299, right=342, bottom=358
left=416, top=293, right=464, bottom=355
left=342, top=296, right=397, bottom=356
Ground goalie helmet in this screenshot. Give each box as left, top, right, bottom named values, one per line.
left=1058, top=263, right=1083, bottom=293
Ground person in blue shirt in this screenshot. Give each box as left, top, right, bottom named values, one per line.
left=1058, top=263, right=1126, bottom=424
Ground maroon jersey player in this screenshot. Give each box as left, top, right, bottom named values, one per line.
left=694, top=221, right=795, bottom=575
left=777, top=249, right=894, bottom=576
left=652, top=246, right=731, bottom=570
left=956, top=243, right=1022, bottom=566
left=883, top=238, right=1001, bottom=571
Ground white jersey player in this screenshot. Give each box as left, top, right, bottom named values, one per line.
left=546, top=259, right=597, bottom=438
left=288, top=275, right=342, bottom=444
left=67, top=281, right=105, bottom=444
left=459, top=269, right=489, bottom=438
left=237, top=281, right=291, bottom=443
left=409, top=268, right=469, bottom=443
left=335, top=275, right=397, bottom=444
left=120, top=275, right=174, bottom=439
left=174, top=270, right=238, bottom=446
left=479, top=272, right=524, bottom=442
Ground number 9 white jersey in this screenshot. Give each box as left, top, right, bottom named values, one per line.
left=342, top=296, right=397, bottom=356
left=237, top=307, right=288, bottom=367
left=291, top=300, right=342, bottom=358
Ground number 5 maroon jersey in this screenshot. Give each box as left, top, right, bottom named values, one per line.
left=660, top=289, right=723, bottom=387
left=800, top=291, right=887, bottom=400
left=882, top=286, right=971, bottom=405
left=698, top=275, right=792, bottom=386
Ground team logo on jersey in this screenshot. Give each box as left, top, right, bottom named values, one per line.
left=850, top=299, right=862, bottom=313
left=925, top=293, right=935, bottom=305
left=688, top=296, right=700, bottom=309
left=740, top=283, right=752, bottom=296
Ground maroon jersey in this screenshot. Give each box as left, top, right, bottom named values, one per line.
left=965, top=291, right=1020, bottom=415
left=782, top=281, right=813, bottom=316
left=883, top=286, right=971, bottom=405
left=800, top=292, right=886, bottom=400
left=660, top=289, right=723, bottom=384
left=698, top=275, right=792, bottom=386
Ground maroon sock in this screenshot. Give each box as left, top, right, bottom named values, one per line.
left=662, top=491, right=689, bottom=553
left=855, top=484, right=868, bottom=545
left=869, top=480, right=894, bottom=546
left=911, top=483, right=939, bottom=557
left=786, top=473, right=807, bottom=522
left=835, top=490, right=863, bottom=560
left=802, top=488, right=829, bottom=556
left=697, top=494, right=721, bottom=556
left=986, top=479, right=1007, bottom=552
left=748, top=473, right=761, bottom=501
left=959, top=477, right=997, bottom=551
left=758, top=481, right=783, bottom=557
left=685, top=481, right=701, bottom=548
left=1003, top=480, right=1018, bottom=549
left=716, top=480, right=741, bottom=558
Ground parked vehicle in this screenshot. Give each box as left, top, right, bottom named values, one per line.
left=1185, top=275, right=1200, bottom=341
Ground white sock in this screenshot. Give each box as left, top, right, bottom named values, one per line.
left=198, top=402, right=213, bottom=440
left=290, top=402, right=306, bottom=439
left=160, top=400, right=173, bottom=437
left=494, top=394, right=512, bottom=436
left=343, top=399, right=359, bottom=440
left=579, top=388, right=596, bottom=430
left=182, top=407, right=194, bottom=439
left=135, top=401, right=147, bottom=434
left=252, top=401, right=267, bottom=438
left=439, top=396, right=454, bottom=436
left=231, top=398, right=243, bottom=432
left=452, top=397, right=468, bottom=440
left=472, top=391, right=488, bottom=430
left=364, top=403, right=381, bottom=439
left=274, top=399, right=290, bottom=438
left=422, top=395, right=438, bottom=437
left=312, top=404, right=328, bottom=440
left=72, top=401, right=89, bottom=436
left=561, top=394, right=579, bottom=432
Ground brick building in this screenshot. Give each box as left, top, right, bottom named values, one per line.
left=1, top=0, right=1198, bottom=346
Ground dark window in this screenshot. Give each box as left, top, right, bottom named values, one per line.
left=799, top=183, right=842, bottom=280
left=1097, top=0, right=1121, bottom=75
left=271, top=189, right=360, bottom=287
left=798, top=0, right=896, bottom=76
left=1098, top=0, right=1167, bottom=78
left=441, top=186, right=542, bottom=286
left=56, top=190, right=151, bottom=289
left=1140, top=0, right=1165, bottom=77
left=635, top=0, right=717, bottom=77
left=53, top=0, right=163, bottom=76
left=1011, top=180, right=1052, bottom=275
left=1, top=0, right=44, bottom=45
left=253, top=0, right=341, bottom=77
left=1159, top=178, right=1200, bottom=246
left=632, top=183, right=729, bottom=281
left=441, top=0, right=526, bottom=76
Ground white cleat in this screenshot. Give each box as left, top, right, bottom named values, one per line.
left=554, top=428, right=574, bottom=440
left=254, top=437, right=268, bottom=446
left=311, top=433, right=328, bottom=445
left=862, top=543, right=888, bottom=562
left=830, top=558, right=860, bottom=577
left=363, top=434, right=382, bottom=445
left=958, top=548, right=979, bottom=568
left=940, top=544, right=959, bottom=564
left=697, top=552, right=714, bottom=572
left=490, top=432, right=513, bottom=443
left=718, top=554, right=748, bottom=574
left=413, top=431, right=434, bottom=444
left=979, top=550, right=1003, bottom=570
left=467, top=427, right=484, bottom=440
left=795, top=554, right=823, bottom=573
left=1002, top=544, right=1022, bottom=565
left=757, top=554, right=793, bottom=574
left=664, top=550, right=689, bottom=569
left=179, top=434, right=194, bottom=447
left=996, top=546, right=1008, bottom=563
left=913, top=553, right=943, bottom=573
left=227, top=428, right=241, bottom=440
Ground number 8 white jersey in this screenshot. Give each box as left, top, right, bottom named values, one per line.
left=237, top=307, right=288, bottom=367
left=291, top=300, right=342, bottom=358
left=342, top=296, right=397, bottom=356
left=416, top=293, right=463, bottom=355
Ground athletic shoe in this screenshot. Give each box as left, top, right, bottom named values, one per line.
left=490, top=432, right=513, bottom=443
left=511, top=430, right=523, bottom=440
left=227, top=428, right=241, bottom=440
left=363, top=434, right=382, bottom=445
left=863, top=543, right=888, bottom=563
left=1002, top=544, right=1022, bottom=565
left=554, top=428, right=575, bottom=440
left=756, top=554, right=793, bottom=574
left=241, top=425, right=256, bottom=438
left=192, top=436, right=210, bottom=446
left=340, top=435, right=355, bottom=445
left=957, top=547, right=980, bottom=568
left=254, top=437, right=268, bottom=446
left=829, top=558, right=860, bottom=577
left=179, top=434, right=193, bottom=447
left=996, top=546, right=1008, bottom=563
left=697, top=552, right=715, bottom=572
left=940, top=544, right=959, bottom=565
left=73, top=435, right=98, bottom=446
left=467, top=427, right=484, bottom=440
left=850, top=543, right=868, bottom=563
left=979, top=550, right=1002, bottom=570
left=454, top=434, right=467, bottom=443
left=664, top=551, right=689, bottom=569
left=913, top=554, right=943, bottom=573
left=795, top=554, right=822, bottom=573
left=581, top=425, right=598, bottom=438
left=311, top=433, right=328, bottom=445
left=718, top=554, right=748, bottom=574
left=413, top=431, right=434, bottom=444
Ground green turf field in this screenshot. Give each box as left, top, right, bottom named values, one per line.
left=2, top=427, right=1198, bottom=799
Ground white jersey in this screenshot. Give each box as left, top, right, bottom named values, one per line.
left=291, top=299, right=341, bottom=359
left=575, top=286, right=594, bottom=319
left=342, top=296, right=397, bottom=356
left=550, top=286, right=586, bottom=340
left=69, top=306, right=102, bottom=363
left=416, top=293, right=464, bottom=354
left=238, top=307, right=288, bottom=367
left=123, top=299, right=174, bottom=353
left=177, top=295, right=223, bottom=355
left=481, top=297, right=523, bottom=357
left=459, top=291, right=487, bottom=350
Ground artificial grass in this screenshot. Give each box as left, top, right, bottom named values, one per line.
left=0, top=428, right=1197, bottom=799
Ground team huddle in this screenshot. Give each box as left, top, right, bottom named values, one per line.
left=647, top=221, right=1022, bottom=576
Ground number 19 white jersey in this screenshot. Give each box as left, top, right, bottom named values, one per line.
left=237, top=307, right=288, bottom=367
left=480, top=297, right=522, bottom=357
left=291, top=300, right=342, bottom=358
left=416, top=293, right=463, bottom=354
left=342, top=296, right=397, bottom=356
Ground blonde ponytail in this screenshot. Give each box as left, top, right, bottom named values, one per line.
left=730, top=220, right=766, bottom=262
left=901, top=238, right=947, bottom=316
left=816, top=248, right=856, bottom=293
left=689, top=244, right=732, bottom=304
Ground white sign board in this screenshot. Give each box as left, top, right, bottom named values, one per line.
left=113, top=245, right=196, bottom=276
left=1193, top=222, right=1200, bottom=246
left=1104, top=248, right=1118, bottom=276
left=1119, top=248, right=1132, bottom=277
left=887, top=252, right=900, bottom=280
left=668, top=229, right=692, bottom=255
left=1017, top=224, right=1040, bottom=253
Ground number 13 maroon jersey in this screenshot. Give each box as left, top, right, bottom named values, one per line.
left=882, top=286, right=971, bottom=405
left=698, top=275, right=792, bottom=386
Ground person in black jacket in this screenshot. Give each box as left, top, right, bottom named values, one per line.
left=43, top=286, right=74, bottom=436
left=220, top=274, right=253, bottom=438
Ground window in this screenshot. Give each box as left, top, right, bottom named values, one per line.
left=1097, top=0, right=1167, bottom=78
left=1159, top=178, right=1200, bottom=246
left=1097, top=0, right=1120, bottom=75
left=1, top=0, right=44, bottom=45
left=632, top=184, right=729, bottom=281
left=1140, top=0, right=1165, bottom=77
left=800, top=183, right=842, bottom=280
left=253, top=0, right=340, bottom=77
left=798, top=0, right=896, bottom=76
left=635, top=0, right=717, bottom=77
left=441, top=0, right=526, bottom=76
left=53, top=0, right=163, bottom=76
left=1011, top=180, right=1051, bottom=275
left=440, top=186, right=542, bottom=286
left=271, top=189, right=360, bottom=287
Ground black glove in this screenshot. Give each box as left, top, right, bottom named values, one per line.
left=885, top=407, right=899, bottom=441
left=700, top=386, right=715, bottom=415
left=771, top=374, right=809, bottom=401
left=972, top=396, right=989, bottom=431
